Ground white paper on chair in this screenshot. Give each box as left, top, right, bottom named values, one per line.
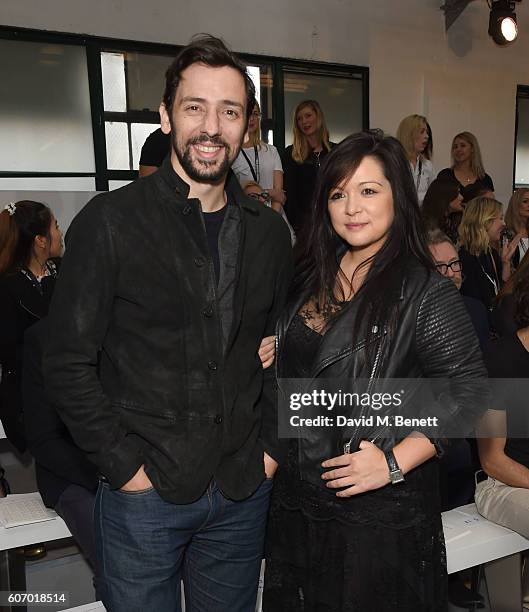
left=0, top=492, right=58, bottom=528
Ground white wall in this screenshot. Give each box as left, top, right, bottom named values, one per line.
left=2, top=0, right=529, bottom=203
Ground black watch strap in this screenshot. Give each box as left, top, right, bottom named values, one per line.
left=384, top=449, right=405, bottom=484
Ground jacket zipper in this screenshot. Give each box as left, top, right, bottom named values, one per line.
left=18, top=301, right=41, bottom=320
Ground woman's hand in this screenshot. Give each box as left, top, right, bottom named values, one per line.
left=501, top=233, right=521, bottom=264
left=321, top=440, right=389, bottom=497
left=258, top=335, right=276, bottom=369
left=501, top=233, right=521, bottom=281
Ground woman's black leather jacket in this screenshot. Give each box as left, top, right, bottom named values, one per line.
left=275, top=257, right=489, bottom=487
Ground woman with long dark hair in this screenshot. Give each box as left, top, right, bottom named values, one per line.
left=422, top=177, right=465, bottom=244
left=263, top=131, right=487, bottom=611
left=0, top=200, right=62, bottom=452
left=504, top=188, right=529, bottom=268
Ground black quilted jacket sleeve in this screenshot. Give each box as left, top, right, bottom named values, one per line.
left=414, top=277, right=489, bottom=448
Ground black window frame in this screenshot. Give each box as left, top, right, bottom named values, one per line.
left=514, top=85, right=529, bottom=190
left=0, top=25, right=369, bottom=191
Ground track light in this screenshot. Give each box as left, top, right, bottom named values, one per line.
left=488, top=0, right=520, bottom=45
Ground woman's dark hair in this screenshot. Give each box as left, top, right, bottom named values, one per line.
left=0, top=200, right=52, bottom=275
left=422, top=178, right=460, bottom=230
left=292, top=130, right=433, bottom=363
left=425, top=121, right=433, bottom=160
left=513, top=253, right=529, bottom=328
left=162, top=34, right=256, bottom=124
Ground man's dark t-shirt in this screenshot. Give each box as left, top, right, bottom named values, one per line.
left=139, top=128, right=171, bottom=168
left=203, top=206, right=228, bottom=284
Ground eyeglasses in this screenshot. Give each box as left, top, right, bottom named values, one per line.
left=251, top=111, right=262, bottom=118
left=247, top=191, right=270, bottom=201
left=435, top=260, right=462, bottom=274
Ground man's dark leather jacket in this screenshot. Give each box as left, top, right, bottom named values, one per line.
left=275, top=258, right=488, bottom=488
left=43, top=158, right=293, bottom=504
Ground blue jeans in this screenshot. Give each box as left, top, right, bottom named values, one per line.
left=95, top=478, right=272, bottom=612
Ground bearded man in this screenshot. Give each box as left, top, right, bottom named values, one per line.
left=44, top=34, right=292, bottom=612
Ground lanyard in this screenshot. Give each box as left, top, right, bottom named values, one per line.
left=240, top=146, right=260, bottom=183
left=480, top=250, right=500, bottom=296
left=415, top=157, right=423, bottom=193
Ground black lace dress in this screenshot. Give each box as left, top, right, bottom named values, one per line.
left=263, top=314, right=448, bottom=612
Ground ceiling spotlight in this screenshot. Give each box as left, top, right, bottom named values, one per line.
left=488, top=0, right=520, bottom=45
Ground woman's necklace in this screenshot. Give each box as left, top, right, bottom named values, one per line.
left=455, top=166, right=475, bottom=184
left=313, top=150, right=321, bottom=167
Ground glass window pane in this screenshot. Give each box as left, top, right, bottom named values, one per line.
left=0, top=39, right=95, bottom=173
left=131, top=123, right=162, bottom=170
left=101, top=52, right=127, bottom=112
left=109, top=180, right=133, bottom=191
left=126, top=52, right=173, bottom=112
left=105, top=122, right=130, bottom=170
left=247, top=66, right=261, bottom=107
left=0, top=190, right=97, bottom=233
left=243, top=63, right=274, bottom=144
left=516, top=96, right=529, bottom=186
left=0, top=177, right=96, bottom=191
left=283, top=72, right=363, bottom=146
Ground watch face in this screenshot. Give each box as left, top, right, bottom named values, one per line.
left=389, top=470, right=405, bottom=485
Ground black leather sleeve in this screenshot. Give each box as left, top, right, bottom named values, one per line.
left=414, top=277, right=489, bottom=452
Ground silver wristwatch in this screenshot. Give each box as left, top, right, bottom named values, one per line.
left=384, top=449, right=405, bottom=485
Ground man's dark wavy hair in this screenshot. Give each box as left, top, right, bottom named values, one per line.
left=292, top=130, right=434, bottom=363
left=162, top=34, right=256, bottom=125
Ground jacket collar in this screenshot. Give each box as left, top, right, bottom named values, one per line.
left=157, top=155, right=260, bottom=216
left=5, top=270, right=54, bottom=320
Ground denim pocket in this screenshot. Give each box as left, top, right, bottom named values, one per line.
left=115, top=486, right=156, bottom=496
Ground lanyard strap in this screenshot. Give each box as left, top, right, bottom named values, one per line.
left=481, top=250, right=500, bottom=296
left=240, top=146, right=260, bottom=183
left=415, top=157, right=423, bottom=193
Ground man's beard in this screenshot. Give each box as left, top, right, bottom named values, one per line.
left=172, top=133, right=237, bottom=183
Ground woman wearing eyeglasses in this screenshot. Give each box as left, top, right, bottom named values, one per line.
left=231, top=101, right=286, bottom=214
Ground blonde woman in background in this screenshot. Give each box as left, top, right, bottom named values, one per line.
left=504, top=188, right=529, bottom=268
left=396, top=114, right=434, bottom=206
left=458, top=197, right=518, bottom=321
left=282, top=99, right=334, bottom=235
left=231, top=101, right=286, bottom=213
left=438, top=132, right=494, bottom=203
